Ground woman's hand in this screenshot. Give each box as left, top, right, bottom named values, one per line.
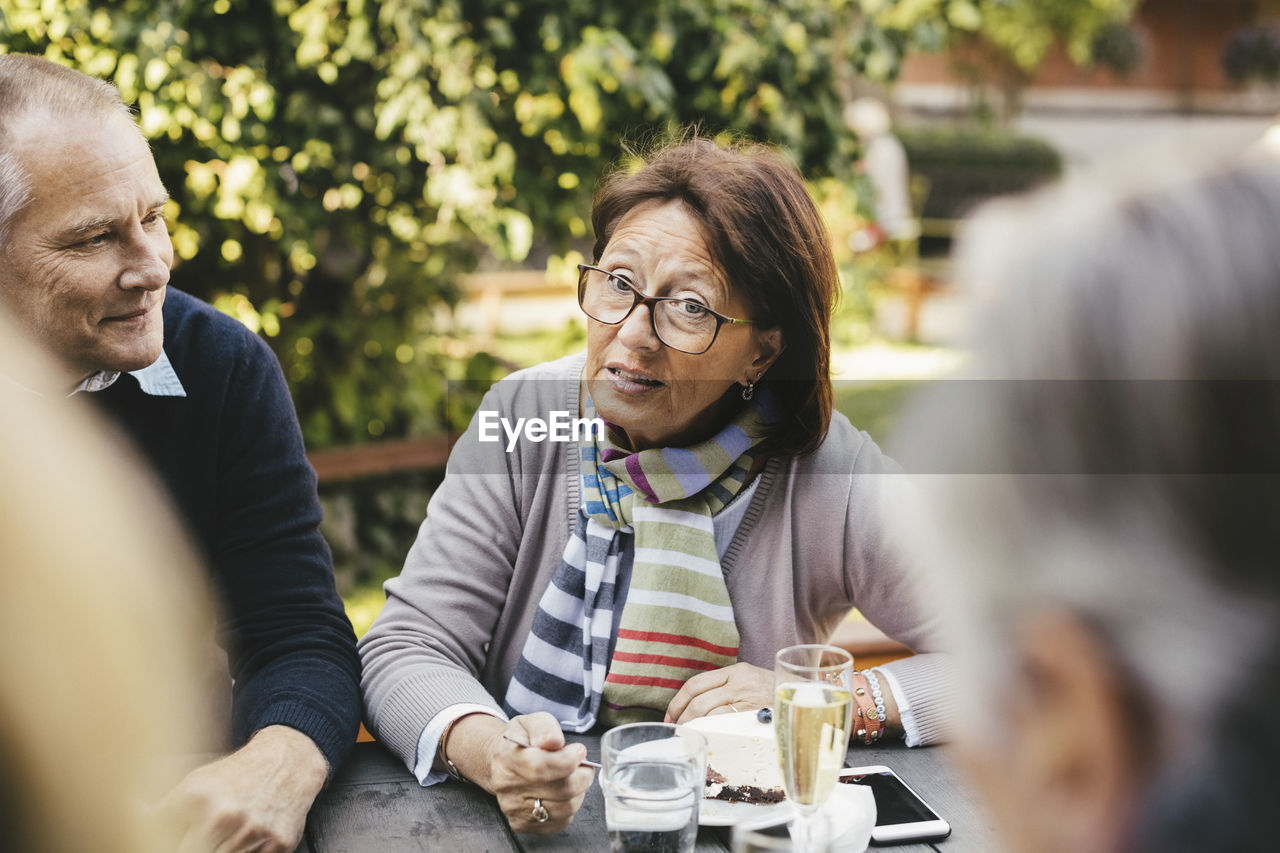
left=449, top=712, right=595, bottom=835
left=664, top=662, right=773, bottom=724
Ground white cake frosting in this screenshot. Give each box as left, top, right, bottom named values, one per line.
left=678, top=710, right=784, bottom=799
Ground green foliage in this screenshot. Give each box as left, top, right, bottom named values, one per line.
left=899, top=127, right=1061, bottom=223
left=1090, top=20, right=1144, bottom=78
left=833, top=379, right=916, bottom=448
left=485, top=320, right=589, bottom=371
left=1, top=1, right=1121, bottom=447
left=1222, top=26, right=1280, bottom=84
left=1, top=0, right=918, bottom=448
left=873, top=0, right=1140, bottom=73
left=319, top=468, right=440, bottom=599
left=871, top=0, right=1140, bottom=120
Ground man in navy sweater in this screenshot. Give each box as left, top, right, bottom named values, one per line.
left=0, top=55, right=360, bottom=851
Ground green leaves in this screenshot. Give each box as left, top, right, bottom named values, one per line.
left=872, top=0, right=1140, bottom=75
left=0, top=0, right=1134, bottom=449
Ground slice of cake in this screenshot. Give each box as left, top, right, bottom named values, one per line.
left=678, top=710, right=786, bottom=804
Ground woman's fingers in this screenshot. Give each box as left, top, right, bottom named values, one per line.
left=665, top=662, right=773, bottom=724
left=501, top=716, right=590, bottom=783
left=498, top=785, right=590, bottom=835
left=514, top=711, right=568, bottom=750
left=665, top=668, right=729, bottom=723
left=496, top=767, right=594, bottom=834
left=491, top=715, right=595, bottom=833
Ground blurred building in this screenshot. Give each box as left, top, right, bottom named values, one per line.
left=895, top=0, right=1280, bottom=167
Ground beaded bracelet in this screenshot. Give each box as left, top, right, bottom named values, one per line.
left=864, top=669, right=888, bottom=725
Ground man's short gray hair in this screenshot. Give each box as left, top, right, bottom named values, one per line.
left=0, top=151, right=32, bottom=249
left=0, top=54, right=137, bottom=249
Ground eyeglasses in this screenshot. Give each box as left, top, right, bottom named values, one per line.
left=576, top=263, right=755, bottom=355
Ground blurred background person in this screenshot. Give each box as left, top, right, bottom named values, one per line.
left=845, top=96, right=917, bottom=251
left=0, top=307, right=214, bottom=853
left=897, top=152, right=1280, bottom=853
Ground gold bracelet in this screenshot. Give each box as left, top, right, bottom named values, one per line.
left=439, top=715, right=470, bottom=784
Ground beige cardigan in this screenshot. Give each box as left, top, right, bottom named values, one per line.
left=359, top=353, right=952, bottom=768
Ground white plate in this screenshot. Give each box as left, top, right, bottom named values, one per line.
left=698, top=798, right=793, bottom=827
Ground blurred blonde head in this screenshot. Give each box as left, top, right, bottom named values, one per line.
left=0, top=309, right=214, bottom=853
left=898, top=150, right=1280, bottom=853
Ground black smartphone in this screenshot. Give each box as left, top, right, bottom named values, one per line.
left=839, top=765, right=952, bottom=845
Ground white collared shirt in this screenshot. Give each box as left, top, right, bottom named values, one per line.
left=69, top=351, right=187, bottom=398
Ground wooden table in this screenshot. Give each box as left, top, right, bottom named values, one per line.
left=299, top=737, right=1000, bottom=852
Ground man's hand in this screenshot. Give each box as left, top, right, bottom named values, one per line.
left=153, top=725, right=329, bottom=853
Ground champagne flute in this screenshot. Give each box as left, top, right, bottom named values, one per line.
left=774, top=644, right=854, bottom=852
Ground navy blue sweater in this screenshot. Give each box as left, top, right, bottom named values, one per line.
left=94, top=288, right=360, bottom=773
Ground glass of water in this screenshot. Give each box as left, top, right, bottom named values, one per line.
left=600, top=722, right=708, bottom=853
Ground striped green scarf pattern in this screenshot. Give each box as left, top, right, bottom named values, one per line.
left=585, top=397, right=769, bottom=726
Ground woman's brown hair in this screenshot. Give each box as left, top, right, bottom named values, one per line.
left=590, top=135, right=837, bottom=458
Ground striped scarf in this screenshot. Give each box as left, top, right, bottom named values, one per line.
left=503, top=395, right=768, bottom=730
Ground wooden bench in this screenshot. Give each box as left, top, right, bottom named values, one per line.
left=309, top=435, right=453, bottom=484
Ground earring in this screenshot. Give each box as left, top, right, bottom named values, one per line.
left=741, top=380, right=755, bottom=401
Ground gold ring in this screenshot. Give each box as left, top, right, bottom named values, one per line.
left=531, top=798, right=550, bottom=824
left=728, top=703, right=740, bottom=712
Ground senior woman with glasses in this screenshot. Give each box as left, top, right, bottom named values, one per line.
left=359, top=136, right=951, bottom=834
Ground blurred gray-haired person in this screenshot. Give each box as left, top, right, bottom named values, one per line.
left=899, top=151, right=1280, bottom=853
